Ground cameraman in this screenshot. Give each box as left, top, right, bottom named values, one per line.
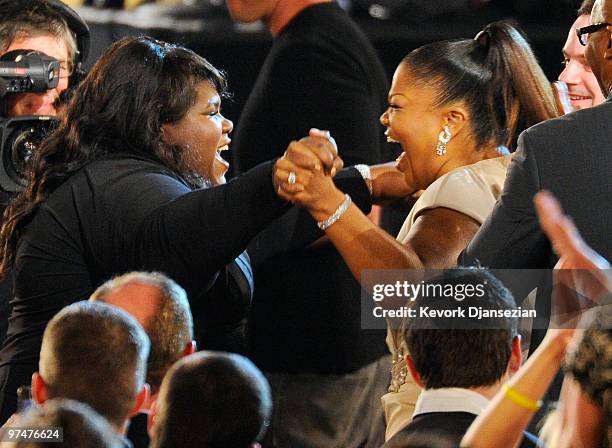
left=0, top=0, right=83, bottom=348
left=0, top=0, right=78, bottom=117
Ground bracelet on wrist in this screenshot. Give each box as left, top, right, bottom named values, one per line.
left=502, top=384, right=542, bottom=412
left=317, top=194, right=351, bottom=231
left=354, top=164, right=373, bottom=195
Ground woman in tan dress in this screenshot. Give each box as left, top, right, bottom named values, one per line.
left=275, top=21, right=560, bottom=440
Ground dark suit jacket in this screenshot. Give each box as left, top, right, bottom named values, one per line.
left=460, top=97, right=612, bottom=349
left=381, top=411, right=539, bottom=448
left=382, top=411, right=476, bottom=447
left=127, top=412, right=149, bottom=448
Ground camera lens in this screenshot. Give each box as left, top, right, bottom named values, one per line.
left=0, top=116, right=57, bottom=193
left=10, top=125, right=41, bottom=179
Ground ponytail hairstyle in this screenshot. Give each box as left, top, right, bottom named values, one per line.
left=0, top=36, right=228, bottom=276
left=402, top=21, right=559, bottom=151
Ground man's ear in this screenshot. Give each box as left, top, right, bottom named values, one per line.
left=404, top=354, right=425, bottom=389
left=31, top=372, right=48, bottom=405
left=181, top=340, right=196, bottom=358
left=508, top=334, right=523, bottom=375
left=147, top=397, right=158, bottom=438
left=130, top=383, right=150, bottom=417
left=605, top=26, right=612, bottom=60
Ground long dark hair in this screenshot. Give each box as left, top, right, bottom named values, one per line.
left=0, top=36, right=227, bottom=275
left=403, top=21, right=559, bottom=151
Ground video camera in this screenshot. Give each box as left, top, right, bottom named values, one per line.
left=0, top=50, right=61, bottom=193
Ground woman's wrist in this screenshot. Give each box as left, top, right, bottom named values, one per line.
left=309, top=190, right=347, bottom=223
left=502, top=384, right=542, bottom=412
left=537, top=331, right=571, bottom=365
left=317, top=194, right=352, bottom=231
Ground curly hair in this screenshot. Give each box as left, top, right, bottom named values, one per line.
left=0, top=36, right=227, bottom=276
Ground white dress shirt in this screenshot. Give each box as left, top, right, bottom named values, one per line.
left=413, top=387, right=490, bottom=417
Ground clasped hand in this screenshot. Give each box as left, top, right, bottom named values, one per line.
left=273, top=129, right=346, bottom=215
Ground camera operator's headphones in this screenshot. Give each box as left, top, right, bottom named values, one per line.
left=0, top=0, right=90, bottom=85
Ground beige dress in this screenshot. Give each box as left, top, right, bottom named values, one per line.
left=382, top=155, right=512, bottom=440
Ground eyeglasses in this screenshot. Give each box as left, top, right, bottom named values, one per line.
left=576, top=22, right=612, bottom=46
left=58, top=60, right=74, bottom=79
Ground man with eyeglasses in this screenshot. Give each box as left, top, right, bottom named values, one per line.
left=0, top=0, right=78, bottom=117
left=559, top=0, right=606, bottom=110
left=579, top=2, right=612, bottom=90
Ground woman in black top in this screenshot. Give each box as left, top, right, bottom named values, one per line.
left=0, top=36, right=355, bottom=422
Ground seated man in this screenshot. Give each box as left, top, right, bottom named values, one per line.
left=12, top=398, right=122, bottom=448
left=383, top=269, right=534, bottom=448
left=31, top=301, right=150, bottom=437
left=149, top=351, right=272, bottom=448
left=90, top=271, right=195, bottom=400
left=90, top=271, right=196, bottom=447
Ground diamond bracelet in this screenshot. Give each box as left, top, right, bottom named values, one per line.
left=317, top=194, right=352, bottom=231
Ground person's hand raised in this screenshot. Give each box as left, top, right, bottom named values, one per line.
left=297, top=128, right=343, bottom=173
left=273, top=129, right=346, bottom=214
left=534, top=190, right=612, bottom=328
left=535, top=191, right=610, bottom=271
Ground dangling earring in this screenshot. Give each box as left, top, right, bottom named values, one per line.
left=436, top=125, right=452, bottom=156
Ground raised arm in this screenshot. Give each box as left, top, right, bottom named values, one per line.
left=461, top=329, right=575, bottom=448
left=103, top=139, right=343, bottom=296
left=274, top=141, right=480, bottom=280
left=462, top=190, right=611, bottom=448
left=103, top=161, right=287, bottom=294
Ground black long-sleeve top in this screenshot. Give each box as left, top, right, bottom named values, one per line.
left=0, top=154, right=289, bottom=367
left=0, top=154, right=372, bottom=370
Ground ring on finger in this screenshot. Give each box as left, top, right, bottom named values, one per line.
left=288, top=171, right=297, bottom=185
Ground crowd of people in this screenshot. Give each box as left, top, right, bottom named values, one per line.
left=0, top=0, right=609, bottom=447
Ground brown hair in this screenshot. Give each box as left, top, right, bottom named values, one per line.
left=15, top=399, right=122, bottom=448
left=0, top=0, right=77, bottom=61
left=40, top=301, right=150, bottom=427
left=152, top=352, right=272, bottom=448
left=404, top=269, right=519, bottom=389
left=578, top=0, right=596, bottom=16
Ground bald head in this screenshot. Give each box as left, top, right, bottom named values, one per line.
left=91, top=272, right=194, bottom=393
left=95, top=282, right=162, bottom=329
